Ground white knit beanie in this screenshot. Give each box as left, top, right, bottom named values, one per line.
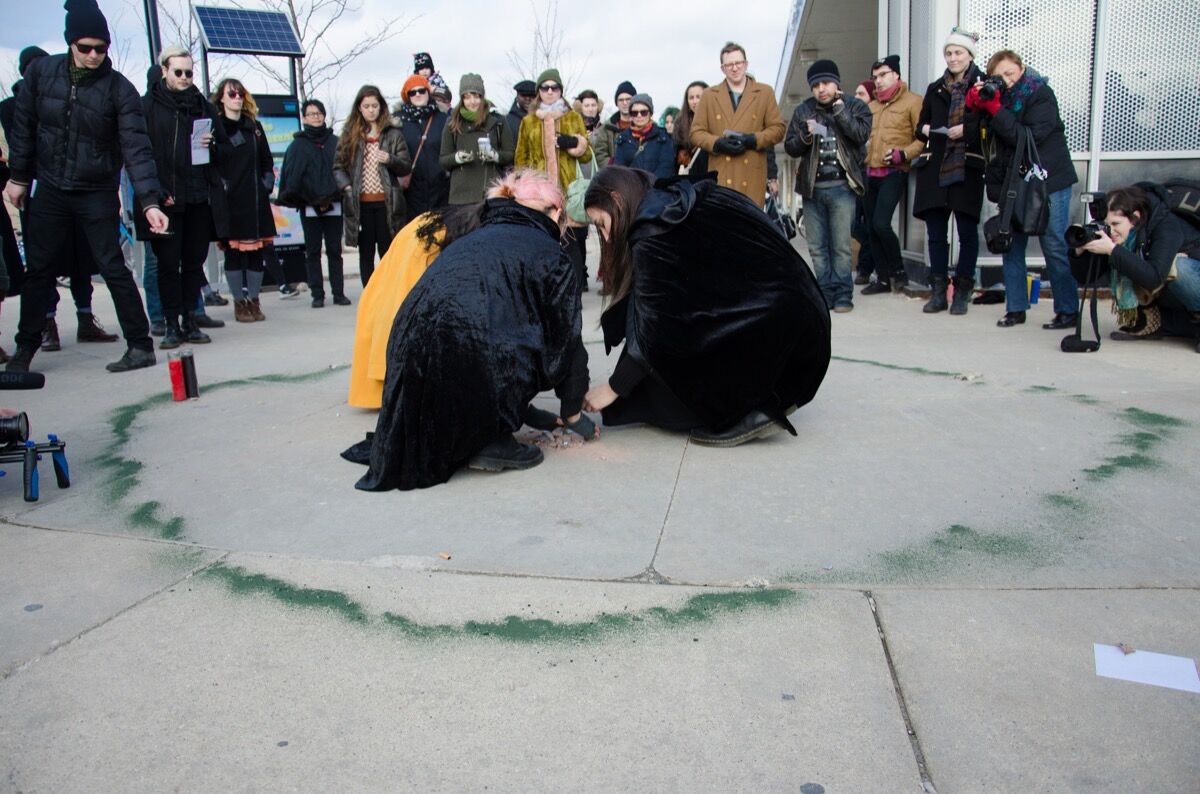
left=944, top=27, right=979, bottom=59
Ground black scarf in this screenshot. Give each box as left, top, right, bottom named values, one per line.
left=397, top=102, right=435, bottom=125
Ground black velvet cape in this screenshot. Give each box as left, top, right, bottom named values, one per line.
left=601, top=179, right=830, bottom=431
left=348, top=200, right=582, bottom=490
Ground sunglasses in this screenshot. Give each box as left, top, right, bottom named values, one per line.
left=173, top=69, right=194, bottom=78
left=539, top=83, right=562, bottom=92
left=225, top=88, right=242, bottom=98
left=629, top=109, right=651, bottom=117
left=407, top=88, right=428, bottom=97
left=75, top=43, right=109, bottom=55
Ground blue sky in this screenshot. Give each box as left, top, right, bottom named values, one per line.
left=1, top=0, right=794, bottom=125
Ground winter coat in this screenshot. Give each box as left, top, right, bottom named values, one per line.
left=214, top=114, right=276, bottom=242
left=346, top=199, right=584, bottom=491
left=613, top=123, right=676, bottom=180
left=438, top=108, right=516, bottom=204
left=984, top=76, right=1078, bottom=199
left=7, top=54, right=161, bottom=207
left=333, top=119, right=413, bottom=247
left=865, top=82, right=924, bottom=170
left=599, top=178, right=830, bottom=431
left=276, top=124, right=340, bottom=210
left=514, top=107, right=593, bottom=192
left=135, top=80, right=231, bottom=240
left=591, top=112, right=624, bottom=167
left=912, top=67, right=987, bottom=220
left=784, top=96, right=873, bottom=198
left=0, top=82, right=21, bottom=142
left=396, top=107, right=451, bottom=220
left=505, top=100, right=527, bottom=142
left=689, top=78, right=786, bottom=207
left=1102, top=184, right=1200, bottom=299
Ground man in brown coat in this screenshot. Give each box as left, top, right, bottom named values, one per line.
left=861, top=54, right=924, bottom=294
left=690, top=42, right=786, bottom=208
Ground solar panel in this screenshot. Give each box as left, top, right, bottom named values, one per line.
left=193, top=6, right=305, bottom=57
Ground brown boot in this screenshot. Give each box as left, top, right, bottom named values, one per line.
left=41, top=318, right=62, bottom=351
left=234, top=299, right=255, bottom=323
left=77, top=312, right=119, bottom=342
left=250, top=297, right=265, bottom=321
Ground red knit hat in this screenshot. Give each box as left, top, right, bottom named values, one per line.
left=858, top=79, right=876, bottom=101
left=402, top=74, right=431, bottom=101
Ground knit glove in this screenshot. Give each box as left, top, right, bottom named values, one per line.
left=713, top=136, right=745, bottom=155
left=454, top=150, right=474, bottom=164
left=966, top=84, right=1001, bottom=116
left=885, top=148, right=907, bottom=166
left=556, top=134, right=577, bottom=151
left=480, top=148, right=500, bottom=162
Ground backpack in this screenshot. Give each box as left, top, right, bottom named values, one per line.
left=1137, top=180, right=1200, bottom=233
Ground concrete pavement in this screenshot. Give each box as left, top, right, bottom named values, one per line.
left=2, top=243, right=1197, bottom=792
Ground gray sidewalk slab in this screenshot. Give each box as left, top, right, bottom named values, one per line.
left=874, top=589, right=1200, bottom=793
left=0, top=557, right=919, bottom=792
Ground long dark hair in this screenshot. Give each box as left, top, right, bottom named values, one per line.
left=414, top=204, right=485, bottom=252
left=584, top=166, right=655, bottom=305
left=336, top=84, right=388, bottom=164
left=211, top=78, right=257, bottom=122
left=1105, top=186, right=1151, bottom=227
left=673, top=80, right=708, bottom=149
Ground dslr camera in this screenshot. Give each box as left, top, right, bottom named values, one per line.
left=977, top=75, right=1006, bottom=101
left=1064, top=191, right=1110, bottom=248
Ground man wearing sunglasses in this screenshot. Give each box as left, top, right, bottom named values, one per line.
left=689, top=42, right=786, bottom=208
left=3, top=0, right=167, bottom=374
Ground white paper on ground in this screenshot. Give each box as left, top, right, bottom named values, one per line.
left=191, top=118, right=212, bottom=165
left=1093, top=643, right=1200, bottom=693
left=304, top=202, right=341, bottom=217
left=811, top=122, right=829, bottom=137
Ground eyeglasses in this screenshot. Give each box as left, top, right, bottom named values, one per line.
left=871, top=71, right=895, bottom=81
left=74, top=43, right=109, bottom=55
left=407, top=88, right=428, bottom=97
left=629, top=109, right=651, bottom=117
left=539, top=83, right=562, bottom=92
left=225, top=88, right=242, bottom=98
left=721, top=60, right=747, bottom=71
left=173, top=69, right=194, bottom=78
left=303, top=111, right=325, bottom=118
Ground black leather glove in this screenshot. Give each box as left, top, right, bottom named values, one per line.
left=713, top=136, right=746, bottom=155
left=740, top=133, right=757, bottom=150
left=556, top=134, right=577, bottom=151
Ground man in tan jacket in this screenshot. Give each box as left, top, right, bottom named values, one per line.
left=690, top=42, right=786, bottom=208
left=861, top=54, right=924, bottom=294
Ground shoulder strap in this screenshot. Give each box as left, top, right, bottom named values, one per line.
left=997, top=127, right=1026, bottom=232
left=412, top=115, right=434, bottom=162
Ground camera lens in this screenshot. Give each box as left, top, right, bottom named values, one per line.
left=0, top=412, right=29, bottom=444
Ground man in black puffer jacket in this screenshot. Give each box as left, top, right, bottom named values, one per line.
left=3, top=0, right=169, bottom=373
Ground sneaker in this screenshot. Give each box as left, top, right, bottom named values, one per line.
left=204, top=291, right=230, bottom=307
left=467, top=435, right=544, bottom=472
left=332, top=295, right=352, bottom=306
left=106, top=347, right=156, bottom=372
left=279, top=283, right=302, bottom=299
left=192, top=312, right=225, bottom=329
left=311, top=297, right=325, bottom=308
left=833, top=304, right=853, bottom=313
left=861, top=281, right=891, bottom=295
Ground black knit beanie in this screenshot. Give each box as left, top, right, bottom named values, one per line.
left=64, top=0, right=111, bottom=45
left=413, top=52, right=434, bottom=74
left=19, top=46, right=49, bottom=76
left=614, top=81, right=636, bottom=101
left=807, top=59, right=840, bottom=88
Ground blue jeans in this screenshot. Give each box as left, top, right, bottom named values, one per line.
left=804, top=181, right=856, bottom=308
left=1001, top=186, right=1078, bottom=314
left=1167, top=256, right=1200, bottom=312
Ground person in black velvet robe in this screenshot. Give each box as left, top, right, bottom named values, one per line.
left=344, top=195, right=588, bottom=490
left=582, top=167, right=830, bottom=445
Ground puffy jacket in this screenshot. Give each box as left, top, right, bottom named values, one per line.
left=333, top=118, right=413, bottom=247
left=439, top=108, right=515, bottom=204
left=7, top=54, right=160, bottom=207
left=784, top=96, right=873, bottom=198
left=984, top=73, right=1077, bottom=199
left=277, top=124, right=340, bottom=209
left=613, top=123, right=676, bottom=180
left=865, top=82, right=924, bottom=170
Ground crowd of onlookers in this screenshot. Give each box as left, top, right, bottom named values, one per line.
left=2, top=0, right=1198, bottom=377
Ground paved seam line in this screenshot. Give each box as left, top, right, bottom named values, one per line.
left=865, top=591, right=938, bottom=794
left=0, top=517, right=232, bottom=552
left=0, top=551, right=232, bottom=682
left=648, top=437, right=691, bottom=571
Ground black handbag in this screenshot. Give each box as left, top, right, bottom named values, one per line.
left=765, top=195, right=797, bottom=240
left=984, top=127, right=1048, bottom=253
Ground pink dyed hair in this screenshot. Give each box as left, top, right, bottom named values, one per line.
left=486, top=168, right=564, bottom=211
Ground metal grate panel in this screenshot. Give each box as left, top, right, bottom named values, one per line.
left=1100, top=0, right=1200, bottom=152
left=963, top=0, right=1095, bottom=153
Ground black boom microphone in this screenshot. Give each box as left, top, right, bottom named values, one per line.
left=0, top=371, right=46, bottom=390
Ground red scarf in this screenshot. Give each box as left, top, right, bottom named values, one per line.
left=630, top=121, right=653, bottom=143
left=876, top=81, right=902, bottom=104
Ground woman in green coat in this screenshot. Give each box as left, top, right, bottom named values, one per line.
left=514, top=68, right=592, bottom=193
left=439, top=73, right=515, bottom=204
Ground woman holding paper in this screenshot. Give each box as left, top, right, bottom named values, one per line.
left=912, top=29, right=986, bottom=316
left=137, top=46, right=230, bottom=349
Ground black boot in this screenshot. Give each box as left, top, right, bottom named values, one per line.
left=40, top=318, right=62, bottom=351
left=192, top=311, right=225, bottom=329
left=106, top=347, right=156, bottom=373
left=183, top=313, right=212, bottom=344
left=467, top=435, right=544, bottom=472
left=690, top=410, right=783, bottom=448
left=76, top=312, right=119, bottom=342
left=160, top=317, right=183, bottom=350
left=950, top=276, right=973, bottom=315
left=5, top=346, right=36, bottom=373
left=922, top=276, right=948, bottom=313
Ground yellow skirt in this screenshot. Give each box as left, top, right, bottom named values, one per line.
left=347, top=214, right=443, bottom=408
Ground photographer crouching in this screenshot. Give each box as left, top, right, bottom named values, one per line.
left=1069, top=185, right=1200, bottom=351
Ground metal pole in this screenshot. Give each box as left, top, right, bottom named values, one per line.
left=1086, top=0, right=1110, bottom=191
left=143, top=0, right=162, bottom=62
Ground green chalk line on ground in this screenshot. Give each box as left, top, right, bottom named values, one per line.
left=830, top=355, right=965, bottom=379
left=96, top=366, right=348, bottom=540
left=206, top=562, right=802, bottom=643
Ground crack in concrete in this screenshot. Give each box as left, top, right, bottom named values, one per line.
left=648, top=437, right=690, bottom=571
left=865, top=591, right=938, bottom=794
